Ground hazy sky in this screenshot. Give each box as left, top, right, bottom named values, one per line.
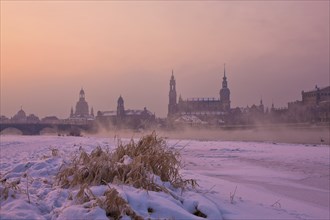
left=1, top=1, right=329, bottom=118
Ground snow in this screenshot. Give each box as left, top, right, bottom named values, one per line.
left=0, top=135, right=329, bottom=219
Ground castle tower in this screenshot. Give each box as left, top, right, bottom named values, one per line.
left=219, top=64, right=231, bottom=111
left=168, top=70, right=177, bottom=117
left=117, top=95, right=125, bottom=118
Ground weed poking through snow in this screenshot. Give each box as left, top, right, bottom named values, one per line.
left=230, top=186, right=237, bottom=204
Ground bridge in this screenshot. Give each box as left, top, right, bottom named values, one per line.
left=0, top=122, right=95, bottom=135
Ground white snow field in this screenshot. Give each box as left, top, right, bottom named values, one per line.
left=0, top=135, right=329, bottom=219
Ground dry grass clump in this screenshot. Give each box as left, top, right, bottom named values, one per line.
left=50, top=148, right=59, bottom=157
left=0, top=178, right=20, bottom=201
left=56, top=146, right=113, bottom=188
left=55, top=132, right=197, bottom=219
left=73, top=184, right=143, bottom=219
left=56, top=132, right=197, bottom=191
left=102, top=187, right=143, bottom=220
left=0, top=173, right=31, bottom=202
left=112, top=132, right=197, bottom=190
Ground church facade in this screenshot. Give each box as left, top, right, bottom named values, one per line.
left=168, top=65, right=231, bottom=120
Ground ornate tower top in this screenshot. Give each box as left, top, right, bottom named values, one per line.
left=75, top=88, right=89, bottom=117
left=222, top=63, right=228, bottom=89
left=169, top=70, right=176, bottom=92
left=170, top=70, right=175, bottom=84
left=79, top=88, right=85, bottom=99
left=169, top=70, right=176, bottom=93
left=224, top=63, right=226, bottom=78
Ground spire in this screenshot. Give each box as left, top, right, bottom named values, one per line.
left=224, top=63, right=226, bottom=78
left=171, top=69, right=175, bottom=80
left=168, top=69, right=177, bottom=117
left=221, top=63, right=228, bottom=89
left=170, top=70, right=176, bottom=89
left=179, top=94, right=183, bottom=102
left=219, top=63, right=230, bottom=111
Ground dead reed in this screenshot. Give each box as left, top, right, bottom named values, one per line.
left=56, top=132, right=197, bottom=191
left=102, top=187, right=143, bottom=220
left=55, top=132, right=198, bottom=219
left=0, top=178, right=20, bottom=201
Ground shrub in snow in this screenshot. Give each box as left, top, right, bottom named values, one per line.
left=56, top=132, right=197, bottom=191
left=55, top=132, right=201, bottom=219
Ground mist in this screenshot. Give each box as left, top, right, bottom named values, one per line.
left=82, top=124, right=330, bottom=146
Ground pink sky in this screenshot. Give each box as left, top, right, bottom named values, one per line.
left=1, top=1, right=329, bottom=118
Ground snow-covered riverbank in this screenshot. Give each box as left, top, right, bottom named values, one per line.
left=0, top=135, right=329, bottom=219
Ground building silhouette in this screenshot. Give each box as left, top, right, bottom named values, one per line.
left=168, top=65, right=231, bottom=119
left=167, top=65, right=329, bottom=125
left=12, top=108, right=27, bottom=122
left=69, top=88, right=94, bottom=120
left=7, top=108, right=40, bottom=123
left=287, top=85, right=330, bottom=123
left=96, top=95, right=155, bottom=129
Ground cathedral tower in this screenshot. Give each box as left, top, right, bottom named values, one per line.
left=168, top=70, right=177, bottom=117
left=220, top=64, right=231, bottom=111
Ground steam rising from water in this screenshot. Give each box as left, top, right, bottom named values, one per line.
left=89, top=125, right=330, bottom=145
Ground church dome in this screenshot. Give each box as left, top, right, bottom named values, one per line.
left=75, top=100, right=89, bottom=117
left=71, top=88, right=90, bottom=118
left=13, top=108, right=27, bottom=122
left=16, top=109, right=26, bottom=118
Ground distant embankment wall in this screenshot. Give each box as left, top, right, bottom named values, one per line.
left=0, top=123, right=94, bottom=135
